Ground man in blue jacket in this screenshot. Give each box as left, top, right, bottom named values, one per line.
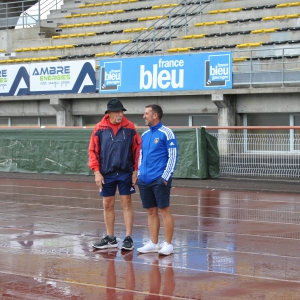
left=137, top=104, right=178, bottom=256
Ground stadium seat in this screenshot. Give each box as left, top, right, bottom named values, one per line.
left=230, top=8, right=242, bottom=12
left=38, top=47, right=48, bottom=50
left=72, top=14, right=81, bottom=18
left=262, top=16, right=274, bottom=21
left=236, top=43, right=249, bottom=48
left=15, top=49, right=23, bottom=52
left=290, top=27, right=300, bottom=31
left=47, top=46, right=56, bottom=50
left=233, top=57, right=246, bottom=62
left=262, top=41, right=275, bottom=45
left=288, top=2, right=300, bottom=6
left=263, top=28, right=278, bottom=33
left=80, top=13, right=89, bottom=17
left=60, top=35, right=69, bottom=38
left=79, top=4, right=86, bottom=8
left=65, top=15, right=73, bottom=18
left=87, top=3, right=95, bottom=7
left=193, top=34, right=206, bottom=38
left=75, top=24, right=83, bottom=27
left=265, top=4, right=276, bottom=8
left=276, top=3, right=288, bottom=8
left=52, top=35, right=61, bottom=39
left=66, top=24, right=75, bottom=28
left=274, top=15, right=287, bottom=20
left=249, top=42, right=262, bottom=47
left=287, top=14, right=299, bottom=18
left=58, top=25, right=67, bottom=28
left=216, top=20, right=227, bottom=25
left=251, top=29, right=264, bottom=34
left=89, top=12, right=98, bottom=16
left=183, top=35, right=193, bottom=39
left=95, top=2, right=104, bottom=6
left=219, top=9, right=230, bottom=13
left=209, top=10, right=219, bottom=14
left=287, top=39, right=300, bottom=44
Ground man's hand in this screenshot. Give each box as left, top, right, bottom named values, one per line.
left=132, top=171, right=137, bottom=185
left=94, top=171, right=104, bottom=190
left=163, top=180, right=168, bottom=186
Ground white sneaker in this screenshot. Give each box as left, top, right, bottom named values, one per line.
left=158, top=242, right=174, bottom=256
left=137, top=240, right=160, bottom=253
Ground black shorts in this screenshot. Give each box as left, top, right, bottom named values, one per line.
left=137, top=177, right=172, bottom=209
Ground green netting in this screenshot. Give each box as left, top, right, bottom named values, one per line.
left=0, top=127, right=219, bottom=178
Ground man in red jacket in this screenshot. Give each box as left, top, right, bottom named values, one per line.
left=88, top=98, right=141, bottom=251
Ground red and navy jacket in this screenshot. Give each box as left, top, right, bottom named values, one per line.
left=88, top=115, right=141, bottom=175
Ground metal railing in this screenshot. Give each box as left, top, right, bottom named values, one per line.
left=112, top=0, right=214, bottom=57
left=208, top=127, right=300, bottom=177
left=232, top=46, right=300, bottom=88
left=0, top=0, right=63, bottom=29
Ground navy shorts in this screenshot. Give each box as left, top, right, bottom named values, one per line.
left=101, top=172, right=136, bottom=197
left=137, top=177, right=172, bottom=209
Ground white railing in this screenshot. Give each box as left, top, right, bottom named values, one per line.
left=208, top=127, right=300, bottom=177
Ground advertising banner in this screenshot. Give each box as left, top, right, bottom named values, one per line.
left=99, top=52, right=232, bottom=93
left=30, top=60, right=96, bottom=94
left=0, top=64, right=30, bottom=96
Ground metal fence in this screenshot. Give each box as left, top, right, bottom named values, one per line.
left=0, top=0, right=63, bottom=29
left=209, top=130, right=300, bottom=177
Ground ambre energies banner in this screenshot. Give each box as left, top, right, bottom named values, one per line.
left=0, top=64, right=30, bottom=96
left=99, top=52, right=232, bottom=93
left=30, top=60, right=96, bottom=94
left=0, top=60, right=96, bottom=96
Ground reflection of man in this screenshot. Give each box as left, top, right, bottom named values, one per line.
left=95, top=249, right=136, bottom=300
left=137, top=104, right=178, bottom=256
left=89, top=98, right=141, bottom=251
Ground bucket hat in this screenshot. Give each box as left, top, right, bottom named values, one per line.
left=105, top=98, right=127, bottom=114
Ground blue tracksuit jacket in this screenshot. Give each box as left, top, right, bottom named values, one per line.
left=138, top=122, right=178, bottom=184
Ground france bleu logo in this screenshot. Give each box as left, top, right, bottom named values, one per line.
left=100, top=61, right=122, bottom=91
left=205, top=54, right=231, bottom=87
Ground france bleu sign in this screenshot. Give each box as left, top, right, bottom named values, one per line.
left=99, top=52, right=232, bottom=93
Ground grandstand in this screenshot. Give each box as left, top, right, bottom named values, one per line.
left=0, top=0, right=300, bottom=132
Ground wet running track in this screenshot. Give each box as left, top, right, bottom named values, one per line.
left=1, top=177, right=300, bottom=299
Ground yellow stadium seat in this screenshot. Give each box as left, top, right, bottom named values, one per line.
left=223, top=0, right=232, bottom=2
left=251, top=29, right=263, bottom=34
left=249, top=42, right=262, bottom=47
left=111, top=40, right=121, bottom=44
left=289, top=2, right=300, bottom=6
left=55, top=45, right=65, bottom=49
left=68, top=34, right=78, bottom=38
left=77, top=33, right=86, bottom=37
left=91, top=22, right=101, bottom=25
left=0, top=60, right=7, bottom=63
left=205, top=22, right=216, bottom=26
left=98, top=12, right=107, bottom=15
left=49, top=56, right=59, bottom=60
left=31, top=58, right=40, bottom=61
left=129, top=0, right=138, bottom=2
left=80, top=13, right=89, bottom=17
left=123, top=28, right=133, bottom=33
left=47, top=46, right=56, bottom=50
left=83, top=23, right=92, bottom=26
left=65, top=15, right=73, bottom=18
left=178, top=48, right=191, bottom=52
left=86, top=32, right=96, bottom=36
left=6, top=59, right=16, bottom=63
left=15, top=49, right=23, bottom=52
left=111, top=1, right=120, bottom=4
left=170, top=3, right=178, bottom=6
left=167, top=48, right=179, bottom=52
left=120, top=39, right=131, bottom=43
left=95, top=2, right=103, bottom=6
left=236, top=43, right=249, bottom=48
left=233, top=57, right=246, bottom=62
left=89, top=12, right=98, bottom=16
left=194, top=22, right=205, bottom=26
left=38, top=47, right=48, bottom=50
left=209, top=10, right=219, bottom=14
left=52, top=35, right=61, bottom=39
left=65, top=44, right=74, bottom=48
left=276, top=3, right=288, bottom=7
left=87, top=3, right=95, bottom=7
left=115, top=9, right=124, bottom=13
left=30, top=47, right=39, bottom=51
left=22, top=48, right=31, bottom=51
left=23, top=58, right=32, bottom=62
left=95, top=53, right=105, bottom=57
left=67, top=24, right=75, bottom=28
left=101, top=21, right=110, bottom=24
left=229, top=8, right=242, bottom=12
left=262, top=16, right=274, bottom=21
left=287, top=14, right=299, bottom=18
left=40, top=57, right=49, bottom=61
left=79, top=4, right=86, bottom=8
left=274, top=15, right=286, bottom=20
left=0, top=50, right=5, bottom=52
left=182, top=35, right=193, bottom=39
left=138, top=17, right=147, bottom=21
left=216, top=20, right=228, bottom=25
left=162, top=4, right=171, bottom=8
left=263, top=28, right=278, bottom=33
left=152, top=5, right=161, bottom=9
left=147, top=16, right=156, bottom=20
left=15, top=59, right=24, bottom=62
left=107, top=10, right=115, bottom=14
left=193, top=34, right=206, bottom=38
left=132, top=28, right=142, bottom=32
left=60, top=35, right=69, bottom=38
left=103, top=1, right=111, bottom=4
left=72, top=14, right=81, bottom=18
left=58, top=24, right=67, bottom=28
left=219, top=9, right=229, bottom=13
left=120, top=0, right=128, bottom=3
left=75, top=23, right=83, bottom=27
left=104, top=52, right=116, bottom=56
